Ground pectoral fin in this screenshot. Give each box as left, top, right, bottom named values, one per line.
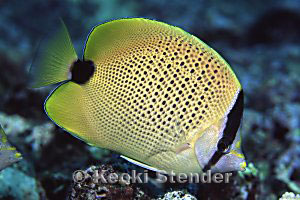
left=120, top=155, right=165, bottom=173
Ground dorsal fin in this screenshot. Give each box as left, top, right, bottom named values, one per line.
left=84, top=18, right=198, bottom=61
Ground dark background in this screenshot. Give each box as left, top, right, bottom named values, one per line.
left=0, top=0, right=299, bottom=199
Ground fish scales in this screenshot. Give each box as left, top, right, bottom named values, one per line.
left=81, top=19, right=240, bottom=172
left=30, top=18, right=244, bottom=173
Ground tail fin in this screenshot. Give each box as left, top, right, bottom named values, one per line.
left=29, top=19, right=78, bottom=88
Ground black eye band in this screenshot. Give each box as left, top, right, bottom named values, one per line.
left=203, top=90, right=244, bottom=172
left=221, top=90, right=244, bottom=146
left=203, top=151, right=223, bottom=172
left=217, top=138, right=231, bottom=153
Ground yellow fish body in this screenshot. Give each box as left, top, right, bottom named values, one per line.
left=30, top=18, right=246, bottom=173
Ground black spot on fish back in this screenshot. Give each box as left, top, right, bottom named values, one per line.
left=71, top=59, right=95, bottom=84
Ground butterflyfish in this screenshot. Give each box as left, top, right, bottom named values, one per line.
left=30, top=18, right=246, bottom=174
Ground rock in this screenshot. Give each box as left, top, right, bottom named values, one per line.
left=0, top=112, right=55, bottom=158
left=68, top=165, right=151, bottom=200
left=157, top=191, right=197, bottom=200
left=279, top=192, right=300, bottom=200
left=0, top=167, right=45, bottom=200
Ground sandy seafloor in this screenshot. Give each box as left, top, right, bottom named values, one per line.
left=0, top=0, right=299, bottom=199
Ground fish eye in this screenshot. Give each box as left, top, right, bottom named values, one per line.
left=217, top=138, right=231, bottom=154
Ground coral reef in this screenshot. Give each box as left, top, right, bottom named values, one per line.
left=0, top=112, right=54, bottom=158
left=0, top=0, right=299, bottom=199
left=279, top=192, right=300, bottom=200
left=68, top=165, right=151, bottom=200
left=0, top=167, right=46, bottom=200
left=157, top=191, right=197, bottom=200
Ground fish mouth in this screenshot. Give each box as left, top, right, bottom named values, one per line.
left=240, top=161, right=247, bottom=171
left=209, top=152, right=246, bottom=173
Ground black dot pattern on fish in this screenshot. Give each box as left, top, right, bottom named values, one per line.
left=83, top=24, right=239, bottom=161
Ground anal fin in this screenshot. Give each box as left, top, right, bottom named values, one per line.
left=45, top=81, right=94, bottom=144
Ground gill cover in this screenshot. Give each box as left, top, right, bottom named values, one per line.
left=211, top=129, right=245, bottom=172
left=195, top=89, right=245, bottom=172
